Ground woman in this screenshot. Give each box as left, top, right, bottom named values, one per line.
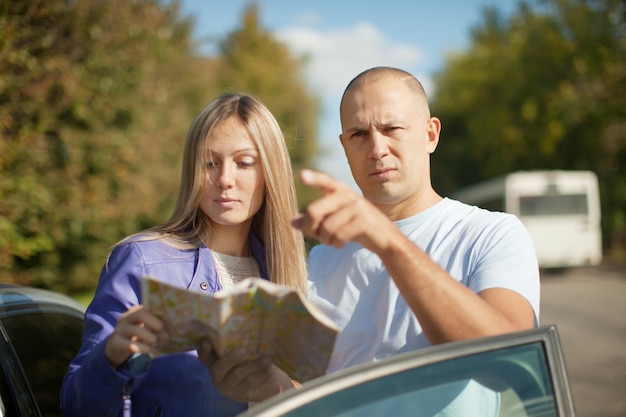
left=61, top=93, right=307, bottom=417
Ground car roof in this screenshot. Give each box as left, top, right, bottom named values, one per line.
left=0, top=283, right=86, bottom=317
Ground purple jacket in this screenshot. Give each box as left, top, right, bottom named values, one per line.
left=61, top=234, right=268, bottom=417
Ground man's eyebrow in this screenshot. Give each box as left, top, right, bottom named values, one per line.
left=346, top=120, right=400, bottom=131
left=345, top=125, right=367, bottom=133
left=380, top=119, right=403, bottom=126
left=345, top=126, right=361, bottom=132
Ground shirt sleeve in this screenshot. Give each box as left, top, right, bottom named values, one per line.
left=468, top=214, right=541, bottom=326
left=61, top=242, right=148, bottom=417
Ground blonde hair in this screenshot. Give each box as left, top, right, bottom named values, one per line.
left=116, top=93, right=307, bottom=295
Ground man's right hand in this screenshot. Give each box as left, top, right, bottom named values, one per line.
left=292, top=169, right=397, bottom=252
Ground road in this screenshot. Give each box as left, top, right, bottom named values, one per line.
left=540, top=263, right=626, bottom=417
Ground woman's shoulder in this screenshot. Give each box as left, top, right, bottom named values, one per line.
left=111, top=235, right=198, bottom=265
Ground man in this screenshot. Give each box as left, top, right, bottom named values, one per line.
left=292, top=66, right=539, bottom=372
left=202, top=67, right=539, bottom=410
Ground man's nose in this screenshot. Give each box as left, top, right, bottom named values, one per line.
left=368, top=131, right=390, bottom=160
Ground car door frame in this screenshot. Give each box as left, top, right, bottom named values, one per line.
left=241, top=324, right=576, bottom=417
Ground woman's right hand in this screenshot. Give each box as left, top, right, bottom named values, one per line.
left=104, top=305, right=164, bottom=368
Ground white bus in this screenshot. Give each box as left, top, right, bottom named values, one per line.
left=452, top=170, right=602, bottom=269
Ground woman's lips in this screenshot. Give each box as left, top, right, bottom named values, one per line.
left=215, top=197, right=239, bottom=207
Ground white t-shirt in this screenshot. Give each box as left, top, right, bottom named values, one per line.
left=308, top=197, right=540, bottom=373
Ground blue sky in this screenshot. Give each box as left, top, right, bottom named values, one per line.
left=176, top=0, right=520, bottom=190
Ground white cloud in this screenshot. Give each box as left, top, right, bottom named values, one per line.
left=276, top=22, right=425, bottom=100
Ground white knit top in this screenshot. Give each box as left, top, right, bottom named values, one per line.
left=212, top=252, right=261, bottom=288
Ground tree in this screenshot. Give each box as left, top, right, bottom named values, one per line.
left=213, top=3, right=321, bottom=208
left=431, top=0, right=626, bottom=258
left=0, top=0, right=322, bottom=292
left=0, top=0, right=210, bottom=291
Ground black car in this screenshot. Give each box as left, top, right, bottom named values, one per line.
left=0, top=283, right=85, bottom=417
left=240, top=325, right=576, bottom=417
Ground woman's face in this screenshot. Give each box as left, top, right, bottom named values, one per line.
left=199, top=116, right=265, bottom=231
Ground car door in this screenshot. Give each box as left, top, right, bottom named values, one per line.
left=0, top=285, right=85, bottom=417
left=0, top=321, right=41, bottom=417
left=240, top=325, right=576, bottom=417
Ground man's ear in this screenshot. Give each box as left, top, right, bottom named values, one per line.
left=427, top=117, right=441, bottom=154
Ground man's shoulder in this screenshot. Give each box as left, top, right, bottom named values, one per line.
left=407, top=198, right=528, bottom=248
left=443, top=198, right=520, bottom=226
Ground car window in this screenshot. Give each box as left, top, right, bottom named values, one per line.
left=304, top=379, right=535, bottom=417
left=243, top=330, right=574, bottom=417
left=278, top=344, right=555, bottom=416
left=0, top=324, right=31, bottom=417
left=1, top=312, right=83, bottom=417
left=322, top=379, right=502, bottom=417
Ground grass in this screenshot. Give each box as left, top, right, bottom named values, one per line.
left=70, top=290, right=95, bottom=307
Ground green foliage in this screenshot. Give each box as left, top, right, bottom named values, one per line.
left=0, top=0, right=321, bottom=293
left=0, top=0, right=213, bottom=291
left=431, top=0, right=626, bottom=257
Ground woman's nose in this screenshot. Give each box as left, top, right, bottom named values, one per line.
left=216, top=164, right=235, bottom=189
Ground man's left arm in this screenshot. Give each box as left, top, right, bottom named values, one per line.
left=377, top=228, right=536, bottom=345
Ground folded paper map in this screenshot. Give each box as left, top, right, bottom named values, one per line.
left=141, top=276, right=339, bottom=382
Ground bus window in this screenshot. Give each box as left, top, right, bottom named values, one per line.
left=519, top=194, right=589, bottom=216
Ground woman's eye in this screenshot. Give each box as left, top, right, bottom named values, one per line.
left=206, top=161, right=218, bottom=169
left=238, top=159, right=256, bottom=167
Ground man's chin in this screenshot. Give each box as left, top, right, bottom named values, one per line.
left=361, top=183, right=401, bottom=203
